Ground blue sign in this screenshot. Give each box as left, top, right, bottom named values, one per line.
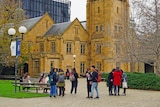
left=10, top=41, right=21, bottom=56
left=16, top=41, right=21, bottom=56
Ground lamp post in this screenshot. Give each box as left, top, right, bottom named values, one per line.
left=8, top=26, right=27, bottom=93
left=73, top=55, right=76, bottom=68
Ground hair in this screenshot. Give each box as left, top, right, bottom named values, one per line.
left=91, top=65, right=95, bottom=68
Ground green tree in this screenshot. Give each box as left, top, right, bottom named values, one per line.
left=0, top=0, right=26, bottom=69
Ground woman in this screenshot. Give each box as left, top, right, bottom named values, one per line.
left=70, top=68, right=78, bottom=94
left=86, top=68, right=92, bottom=98
left=121, top=70, right=128, bottom=96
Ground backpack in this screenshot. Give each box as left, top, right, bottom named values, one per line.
left=58, top=75, right=65, bottom=83
left=97, top=73, right=102, bottom=82
left=49, top=74, right=54, bottom=84
left=69, top=74, right=75, bottom=81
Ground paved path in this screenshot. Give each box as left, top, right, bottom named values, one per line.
left=0, top=78, right=160, bottom=107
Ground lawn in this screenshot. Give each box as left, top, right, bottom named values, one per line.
left=0, top=80, right=49, bottom=98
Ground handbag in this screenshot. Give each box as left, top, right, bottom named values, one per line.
left=122, top=79, right=128, bottom=88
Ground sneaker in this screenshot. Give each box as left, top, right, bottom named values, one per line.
left=49, top=95, right=52, bottom=97
left=90, top=96, right=93, bottom=98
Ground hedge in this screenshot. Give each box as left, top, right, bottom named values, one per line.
left=102, top=72, right=160, bottom=91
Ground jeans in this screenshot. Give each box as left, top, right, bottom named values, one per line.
left=114, top=85, right=120, bottom=95
left=91, top=82, right=99, bottom=97
left=50, top=85, right=57, bottom=96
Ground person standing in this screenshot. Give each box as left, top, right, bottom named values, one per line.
left=107, top=69, right=115, bottom=96
left=49, top=68, right=57, bottom=97
left=65, top=69, right=70, bottom=80
left=113, top=67, right=122, bottom=96
left=70, top=68, right=78, bottom=94
left=57, top=72, right=65, bottom=96
left=90, top=65, right=99, bottom=99
left=121, top=70, right=128, bottom=96
left=85, top=68, right=92, bottom=98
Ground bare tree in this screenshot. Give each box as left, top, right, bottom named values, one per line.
left=131, top=0, right=160, bottom=74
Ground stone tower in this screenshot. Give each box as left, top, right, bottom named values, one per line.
left=86, top=0, right=130, bottom=71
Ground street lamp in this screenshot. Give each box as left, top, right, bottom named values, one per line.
left=8, top=26, right=27, bottom=93
left=73, top=55, right=76, bottom=68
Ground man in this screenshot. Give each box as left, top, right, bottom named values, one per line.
left=113, top=67, right=122, bottom=96
left=90, top=65, right=99, bottom=98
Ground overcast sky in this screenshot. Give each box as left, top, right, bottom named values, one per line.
left=70, top=0, right=86, bottom=21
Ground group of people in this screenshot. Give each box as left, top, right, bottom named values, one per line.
left=20, top=65, right=127, bottom=98
left=47, top=65, right=100, bottom=98
left=47, top=67, right=78, bottom=97
left=107, top=67, right=128, bottom=96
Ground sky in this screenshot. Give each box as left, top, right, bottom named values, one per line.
left=70, top=0, right=86, bottom=21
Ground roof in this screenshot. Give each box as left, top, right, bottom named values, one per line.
left=80, top=21, right=86, bottom=29
left=20, top=16, right=42, bottom=31
left=44, top=21, right=71, bottom=37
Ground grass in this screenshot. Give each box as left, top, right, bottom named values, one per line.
left=0, top=80, right=49, bottom=98
left=102, top=72, right=160, bottom=91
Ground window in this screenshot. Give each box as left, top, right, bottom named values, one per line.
left=114, top=25, right=117, bottom=32
left=35, top=61, right=40, bottom=73
left=80, top=62, right=85, bottom=73
left=75, top=26, right=79, bottom=35
left=117, top=7, right=119, bottom=14
left=100, top=25, right=103, bottom=31
left=50, top=61, right=54, bottom=70
left=116, top=43, right=120, bottom=53
left=51, top=42, right=56, bottom=53
left=66, top=42, right=72, bottom=53
left=96, top=44, right=102, bottom=54
left=96, top=62, right=102, bottom=71
left=98, top=7, right=100, bottom=13
left=40, top=43, right=44, bottom=52
left=80, top=43, right=86, bottom=54
left=96, top=26, right=98, bottom=32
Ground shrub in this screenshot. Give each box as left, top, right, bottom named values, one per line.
left=102, top=72, right=160, bottom=91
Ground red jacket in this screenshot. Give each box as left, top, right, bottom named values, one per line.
left=113, top=70, right=122, bottom=86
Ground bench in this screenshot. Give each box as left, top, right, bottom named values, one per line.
left=21, top=85, right=40, bottom=93
left=13, top=84, right=21, bottom=92
left=11, top=82, right=48, bottom=93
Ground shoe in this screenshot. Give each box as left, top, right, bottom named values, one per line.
left=94, top=96, right=99, bottom=99
left=109, top=93, right=113, bottom=96
left=122, top=93, right=126, bottom=96
left=118, top=94, right=120, bottom=96
left=90, top=96, right=93, bottom=98
left=53, top=96, right=56, bottom=98
left=49, top=95, right=52, bottom=97
left=114, top=94, right=116, bottom=96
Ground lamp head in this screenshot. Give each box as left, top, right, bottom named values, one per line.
left=18, top=26, right=27, bottom=34
left=8, top=28, right=16, bottom=36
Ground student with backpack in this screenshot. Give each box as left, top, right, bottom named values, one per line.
left=57, top=72, right=65, bottom=96
left=70, top=68, right=78, bottom=94
left=49, top=68, right=57, bottom=97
